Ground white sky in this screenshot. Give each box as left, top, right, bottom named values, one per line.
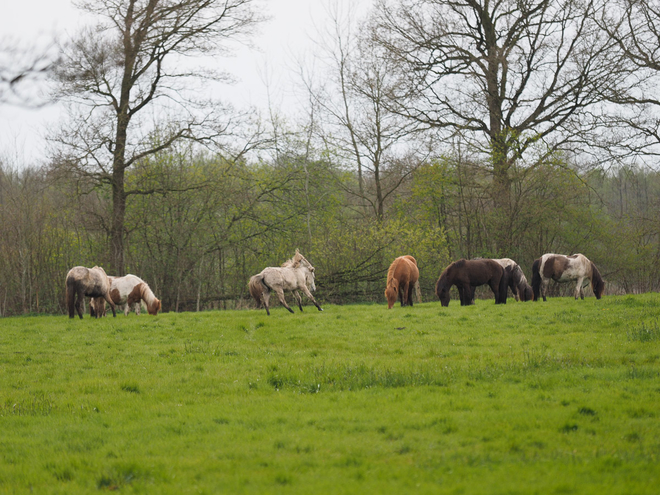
left=0, top=0, right=368, bottom=165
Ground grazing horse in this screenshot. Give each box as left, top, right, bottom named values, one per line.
left=466, top=258, right=533, bottom=303
left=531, top=253, right=605, bottom=301
left=65, top=266, right=117, bottom=319
left=385, top=255, right=420, bottom=309
left=495, top=258, right=533, bottom=302
left=435, top=258, right=507, bottom=306
left=249, top=250, right=323, bottom=315
left=91, top=274, right=161, bottom=316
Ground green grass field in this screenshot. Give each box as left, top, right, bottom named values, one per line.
left=1, top=294, right=659, bottom=494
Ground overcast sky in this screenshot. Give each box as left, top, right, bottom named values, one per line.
left=0, top=0, right=367, bottom=164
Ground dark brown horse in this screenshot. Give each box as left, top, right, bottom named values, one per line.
left=435, top=259, right=507, bottom=306
left=531, top=253, right=605, bottom=301
left=65, top=266, right=117, bottom=319
left=466, top=258, right=533, bottom=303
left=385, top=255, right=420, bottom=309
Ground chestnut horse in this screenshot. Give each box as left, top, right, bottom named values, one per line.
left=249, top=250, right=323, bottom=315
left=65, top=266, right=117, bottom=319
left=385, top=255, right=420, bottom=309
left=531, top=253, right=605, bottom=301
left=91, top=274, right=161, bottom=316
left=435, top=258, right=507, bottom=306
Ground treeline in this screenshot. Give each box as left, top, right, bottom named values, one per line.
left=3, top=0, right=660, bottom=316
left=1, top=143, right=658, bottom=316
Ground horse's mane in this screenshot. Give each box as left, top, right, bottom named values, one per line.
left=386, top=260, right=398, bottom=288
left=139, top=282, right=157, bottom=304
left=281, top=249, right=307, bottom=268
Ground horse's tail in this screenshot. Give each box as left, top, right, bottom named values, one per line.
left=65, top=276, right=76, bottom=318
left=248, top=274, right=268, bottom=307
left=531, top=258, right=542, bottom=301
left=590, top=262, right=605, bottom=299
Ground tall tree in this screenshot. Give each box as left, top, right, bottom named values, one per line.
left=52, top=0, right=261, bottom=274
left=598, top=0, right=660, bottom=155
left=302, top=2, right=420, bottom=222
left=372, top=0, right=627, bottom=252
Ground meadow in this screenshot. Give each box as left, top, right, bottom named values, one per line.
left=1, top=294, right=659, bottom=494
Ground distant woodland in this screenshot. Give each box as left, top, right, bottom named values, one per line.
left=1, top=0, right=659, bottom=315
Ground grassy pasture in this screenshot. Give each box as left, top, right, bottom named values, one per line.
left=1, top=294, right=659, bottom=494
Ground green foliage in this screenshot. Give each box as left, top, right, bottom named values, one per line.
left=1, top=294, right=660, bottom=493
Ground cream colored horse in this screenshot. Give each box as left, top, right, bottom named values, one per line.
left=65, top=266, right=116, bottom=319
left=248, top=250, right=323, bottom=315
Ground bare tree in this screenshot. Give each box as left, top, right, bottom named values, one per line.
left=372, top=0, right=628, bottom=251
left=598, top=0, right=660, bottom=157
left=51, top=0, right=262, bottom=274
left=302, top=1, right=421, bottom=222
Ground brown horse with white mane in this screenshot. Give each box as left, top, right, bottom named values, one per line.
left=385, top=255, right=420, bottom=309
left=91, top=274, right=161, bottom=317
left=531, top=253, right=605, bottom=301
left=65, top=266, right=117, bottom=319
left=435, top=258, right=508, bottom=306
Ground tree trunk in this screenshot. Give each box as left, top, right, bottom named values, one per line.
left=111, top=167, right=126, bottom=275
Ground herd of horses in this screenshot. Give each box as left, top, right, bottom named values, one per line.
left=65, top=250, right=604, bottom=318
left=65, top=266, right=161, bottom=319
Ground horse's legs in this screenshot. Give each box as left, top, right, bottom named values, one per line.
left=75, top=290, right=84, bottom=319
left=575, top=277, right=585, bottom=299
left=274, top=287, right=295, bottom=313
left=405, top=282, right=413, bottom=306
left=262, top=290, right=271, bottom=316
left=400, top=282, right=409, bottom=307
left=541, top=279, right=549, bottom=302
left=457, top=284, right=469, bottom=306
left=490, top=281, right=501, bottom=304
left=293, top=291, right=303, bottom=311
left=103, top=293, right=117, bottom=317
left=300, top=285, right=323, bottom=311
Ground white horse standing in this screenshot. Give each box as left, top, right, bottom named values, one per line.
left=248, top=250, right=323, bottom=316
left=91, top=274, right=161, bottom=316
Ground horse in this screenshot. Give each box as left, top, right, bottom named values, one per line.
left=435, top=258, right=508, bottom=306
left=466, top=258, right=533, bottom=303
left=531, top=253, right=605, bottom=301
left=385, top=255, right=420, bottom=309
left=65, top=266, right=117, bottom=319
left=495, top=258, right=533, bottom=302
left=91, top=274, right=161, bottom=316
left=248, top=249, right=323, bottom=316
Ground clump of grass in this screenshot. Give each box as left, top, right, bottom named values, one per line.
left=1, top=393, right=54, bottom=416
left=626, top=320, right=660, bottom=342
left=264, top=362, right=452, bottom=392
left=120, top=382, right=140, bottom=394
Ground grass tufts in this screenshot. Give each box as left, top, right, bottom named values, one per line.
left=120, top=382, right=140, bottom=394
left=626, top=320, right=660, bottom=342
